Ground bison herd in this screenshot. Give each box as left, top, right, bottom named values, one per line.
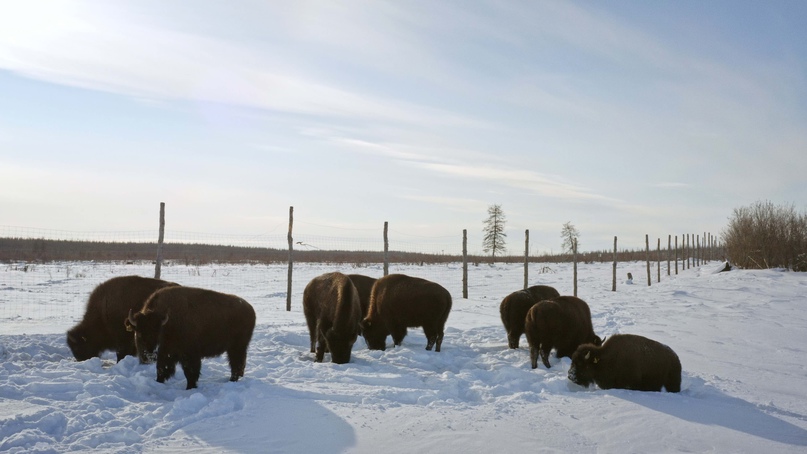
left=67, top=273, right=680, bottom=393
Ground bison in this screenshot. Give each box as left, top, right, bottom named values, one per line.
left=126, top=286, right=256, bottom=390
left=500, top=285, right=560, bottom=349
left=525, top=296, right=603, bottom=369
left=568, top=334, right=682, bottom=392
left=66, top=275, right=179, bottom=362
left=360, top=274, right=452, bottom=352
left=303, top=272, right=362, bottom=364
left=347, top=274, right=377, bottom=327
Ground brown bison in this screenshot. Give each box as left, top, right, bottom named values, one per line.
left=500, top=285, right=560, bottom=349
left=126, top=286, right=256, bottom=390
left=347, top=274, right=377, bottom=322
left=66, top=275, right=179, bottom=362
left=525, top=296, right=603, bottom=369
left=303, top=272, right=362, bottom=364
left=568, top=334, right=682, bottom=392
left=360, top=274, right=452, bottom=352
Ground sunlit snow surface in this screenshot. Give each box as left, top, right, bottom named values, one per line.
left=1, top=261, right=806, bottom=453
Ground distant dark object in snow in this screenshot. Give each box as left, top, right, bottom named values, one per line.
left=525, top=296, right=603, bottom=369
left=499, top=285, right=560, bottom=349
left=626, top=272, right=634, bottom=285
left=67, top=275, right=179, bottom=363
left=716, top=261, right=732, bottom=273
left=360, top=274, right=452, bottom=352
left=568, top=334, right=681, bottom=393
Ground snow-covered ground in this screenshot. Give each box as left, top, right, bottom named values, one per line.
left=1, top=260, right=806, bottom=453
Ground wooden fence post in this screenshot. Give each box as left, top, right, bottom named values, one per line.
left=675, top=235, right=679, bottom=275
left=656, top=237, right=662, bottom=282
left=462, top=229, right=468, bottom=299
left=573, top=238, right=578, bottom=297
left=667, top=235, right=671, bottom=276
left=154, top=202, right=165, bottom=279
left=612, top=236, right=617, bottom=292
left=383, top=222, right=389, bottom=277
left=524, top=229, right=529, bottom=289
left=286, top=206, right=293, bottom=311
left=645, top=234, right=651, bottom=286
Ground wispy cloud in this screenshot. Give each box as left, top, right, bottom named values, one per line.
left=0, top=2, right=483, bottom=129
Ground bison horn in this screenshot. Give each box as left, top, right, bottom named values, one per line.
left=584, top=351, right=590, bottom=360
left=127, top=309, right=137, bottom=328
left=161, top=310, right=170, bottom=326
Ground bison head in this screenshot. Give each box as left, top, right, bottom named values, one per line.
left=359, top=318, right=388, bottom=351
left=324, top=328, right=358, bottom=364
left=66, top=327, right=100, bottom=361
left=127, top=309, right=169, bottom=364
left=568, top=344, right=600, bottom=387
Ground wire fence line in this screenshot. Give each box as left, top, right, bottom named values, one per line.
left=1, top=204, right=721, bottom=320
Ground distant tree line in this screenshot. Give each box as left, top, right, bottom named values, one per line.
left=0, top=237, right=715, bottom=266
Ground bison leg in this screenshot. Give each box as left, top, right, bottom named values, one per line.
left=390, top=327, right=407, bottom=347
left=507, top=331, right=520, bottom=349
left=434, top=331, right=444, bottom=352
left=181, top=356, right=202, bottom=390
left=529, top=344, right=540, bottom=369
left=228, top=349, right=248, bottom=381
left=540, top=343, right=553, bottom=369
left=156, top=352, right=177, bottom=383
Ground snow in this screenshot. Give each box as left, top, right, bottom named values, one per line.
left=1, top=261, right=806, bottom=453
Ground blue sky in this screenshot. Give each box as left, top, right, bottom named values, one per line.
left=0, top=0, right=805, bottom=254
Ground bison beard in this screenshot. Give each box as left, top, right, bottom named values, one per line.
left=128, top=286, right=256, bottom=390
left=66, top=275, right=178, bottom=362
left=499, top=285, right=560, bottom=349
left=360, top=274, right=452, bottom=352
left=303, top=272, right=362, bottom=364
left=525, top=296, right=603, bottom=369
left=568, top=334, right=682, bottom=392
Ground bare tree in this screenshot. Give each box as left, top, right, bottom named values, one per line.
left=561, top=222, right=580, bottom=255
left=483, top=204, right=507, bottom=259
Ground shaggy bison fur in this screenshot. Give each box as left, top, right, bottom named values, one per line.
left=303, top=272, right=362, bottom=364
left=499, top=285, right=560, bottom=349
left=525, top=296, right=603, bottom=369
left=67, top=275, right=179, bottom=362
left=360, top=274, right=452, bottom=352
left=568, top=334, right=682, bottom=392
left=347, top=274, right=377, bottom=328
left=127, top=286, right=256, bottom=389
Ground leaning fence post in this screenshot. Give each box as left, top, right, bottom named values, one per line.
left=154, top=202, right=165, bottom=279
left=383, top=221, right=389, bottom=277
left=286, top=206, right=293, bottom=312
left=462, top=229, right=468, bottom=299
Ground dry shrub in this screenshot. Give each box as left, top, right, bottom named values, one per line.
left=722, top=201, right=807, bottom=271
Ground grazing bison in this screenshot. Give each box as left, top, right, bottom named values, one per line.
left=360, top=274, right=452, bottom=352
left=347, top=274, right=377, bottom=324
left=500, top=285, right=560, bottom=349
left=126, top=286, right=256, bottom=390
left=303, top=272, right=362, bottom=364
left=66, top=275, right=179, bottom=362
left=568, top=334, right=682, bottom=392
left=525, top=296, right=603, bottom=369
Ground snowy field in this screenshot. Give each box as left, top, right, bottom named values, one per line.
left=1, top=260, right=806, bottom=453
